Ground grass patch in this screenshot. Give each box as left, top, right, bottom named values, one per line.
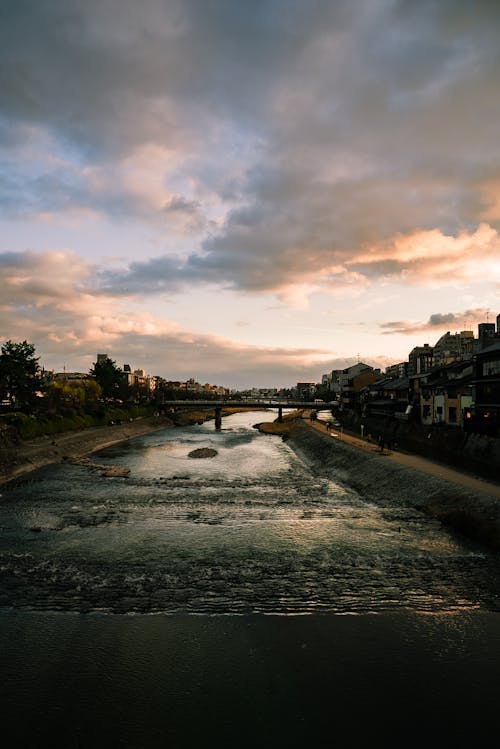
left=1, top=404, right=155, bottom=439
left=255, top=410, right=304, bottom=439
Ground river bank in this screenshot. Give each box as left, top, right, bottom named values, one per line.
left=340, top=408, right=500, bottom=482
left=277, top=418, right=500, bottom=551
left=2, top=412, right=500, bottom=744
left=0, top=406, right=263, bottom=485
left=5, top=406, right=500, bottom=551
left=0, top=414, right=175, bottom=485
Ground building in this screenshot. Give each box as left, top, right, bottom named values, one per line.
left=385, top=362, right=408, bottom=378
left=329, top=364, right=382, bottom=409
left=467, top=340, right=500, bottom=435
left=418, top=360, right=473, bottom=427
left=474, top=316, right=500, bottom=353
left=52, top=371, right=94, bottom=384
left=408, top=344, right=434, bottom=377
left=432, top=330, right=474, bottom=367
left=123, top=364, right=134, bottom=387
left=361, top=375, right=410, bottom=419
left=295, top=382, right=317, bottom=399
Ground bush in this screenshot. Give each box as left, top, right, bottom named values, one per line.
left=2, top=412, right=38, bottom=439
left=0, top=404, right=155, bottom=439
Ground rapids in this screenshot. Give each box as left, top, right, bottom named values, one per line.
left=1, top=410, right=499, bottom=615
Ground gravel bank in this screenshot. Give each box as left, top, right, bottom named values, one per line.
left=0, top=407, right=255, bottom=484
left=0, top=415, right=175, bottom=485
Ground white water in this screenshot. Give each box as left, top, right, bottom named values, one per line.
left=4, top=411, right=500, bottom=745
left=1, top=411, right=498, bottom=614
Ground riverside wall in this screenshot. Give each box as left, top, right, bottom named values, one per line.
left=338, top=410, right=500, bottom=483
left=287, top=422, right=500, bottom=551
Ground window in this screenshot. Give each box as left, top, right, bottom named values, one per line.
left=483, top=360, right=500, bottom=376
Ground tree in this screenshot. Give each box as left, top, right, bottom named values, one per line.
left=45, top=378, right=102, bottom=412
left=90, top=356, right=123, bottom=400
left=83, top=378, right=102, bottom=405
left=153, top=378, right=178, bottom=403
left=0, top=340, right=42, bottom=410
left=45, top=381, right=88, bottom=409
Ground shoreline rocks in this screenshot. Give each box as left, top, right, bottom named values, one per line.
left=68, top=456, right=131, bottom=478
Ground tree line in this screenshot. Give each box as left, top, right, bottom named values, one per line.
left=0, top=340, right=145, bottom=412
left=0, top=340, right=232, bottom=414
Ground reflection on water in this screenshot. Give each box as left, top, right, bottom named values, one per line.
left=3, top=411, right=500, bottom=744
left=1, top=411, right=499, bottom=615
left=2, top=609, right=500, bottom=744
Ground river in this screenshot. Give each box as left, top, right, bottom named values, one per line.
left=2, top=411, right=500, bottom=745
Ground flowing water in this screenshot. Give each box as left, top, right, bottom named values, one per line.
left=2, top=411, right=500, bottom=744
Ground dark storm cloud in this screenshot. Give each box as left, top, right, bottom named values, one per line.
left=2, top=0, right=500, bottom=294
left=0, top=0, right=336, bottom=157
left=381, top=308, right=490, bottom=335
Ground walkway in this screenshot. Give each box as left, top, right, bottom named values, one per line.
left=306, top=417, right=500, bottom=500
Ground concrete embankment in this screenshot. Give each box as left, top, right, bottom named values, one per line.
left=285, top=421, right=500, bottom=551
left=340, top=409, right=500, bottom=482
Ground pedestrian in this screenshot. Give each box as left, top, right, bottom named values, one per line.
left=378, top=435, right=385, bottom=452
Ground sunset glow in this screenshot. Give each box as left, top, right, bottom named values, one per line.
left=1, top=0, right=499, bottom=387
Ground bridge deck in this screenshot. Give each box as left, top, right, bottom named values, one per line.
left=159, top=400, right=336, bottom=409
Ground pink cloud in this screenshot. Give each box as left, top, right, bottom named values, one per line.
left=348, top=224, right=500, bottom=286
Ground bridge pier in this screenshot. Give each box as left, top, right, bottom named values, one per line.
left=278, top=406, right=283, bottom=423
left=215, top=407, right=222, bottom=430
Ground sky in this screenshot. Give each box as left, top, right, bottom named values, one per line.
left=1, top=0, right=500, bottom=388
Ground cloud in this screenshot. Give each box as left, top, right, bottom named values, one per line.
left=2, top=0, right=500, bottom=381
left=0, top=249, right=92, bottom=302
left=0, top=249, right=342, bottom=387
left=97, top=220, right=500, bottom=300
left=162, top=193, right=206, bottom=234
left=348, top=224, right=500, bottom=286
left=2, top=0, right=500, bottom=287
left=380, top=307, right=491, bottom=336
left=0, top=247, right=417, bottom=384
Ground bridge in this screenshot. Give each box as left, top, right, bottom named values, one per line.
left=158, top=400, right=337, bottom=429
